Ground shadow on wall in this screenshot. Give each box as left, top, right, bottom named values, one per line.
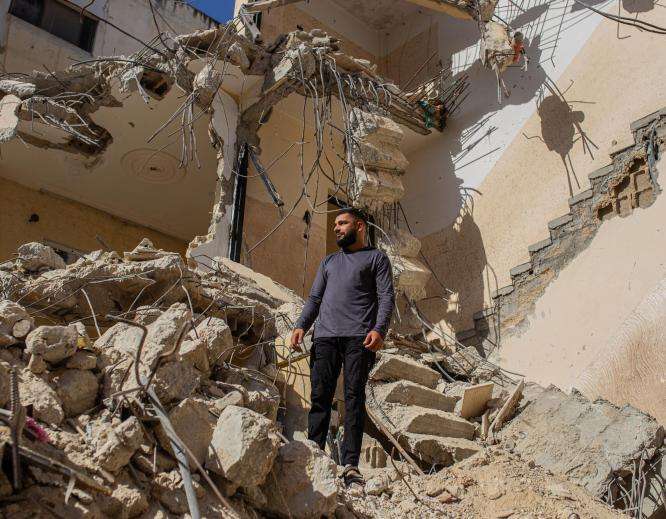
left=527, top=79, right=598, bottom=196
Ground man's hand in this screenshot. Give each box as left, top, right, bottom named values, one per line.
left=290, top=328, right=305, bottom=352
left=364, top=330, right=383, bottom=352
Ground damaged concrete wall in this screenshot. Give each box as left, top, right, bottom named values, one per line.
left=0, top=176, right=187, bottom=261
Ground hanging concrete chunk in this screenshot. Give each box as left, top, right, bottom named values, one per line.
left=261, top=440, right=338, bottom=519
left=206, top=405, right=280, bottom=488
left=373, top=380, right=457, bottom=412
left=370, top=353, right=440, bottom=389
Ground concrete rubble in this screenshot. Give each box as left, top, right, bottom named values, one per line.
left=0, top=239, right=662, bottom=518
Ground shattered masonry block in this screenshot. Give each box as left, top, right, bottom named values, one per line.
left=155, top=397, right=217, bottom=466
left=17, top=242, right=66, bottom=272
left=383, top=405, right=476, bottom=440
left=351, top=168, right=405, bottom=208
left=260, top=440, right=338, bottom=519
left=51, top=369, right=99, bottom=417
left=391, top=255, right=431, bottom=301
left=94, top=416, right=144, bottom=473
left=399, top=433, right=482, bottom=467
left=352, top=140, right=409, bottom=172
left=350, top=107, right=404, bottom=147
left=185, top=316, right=233, bottom=367
left=370, top=353, right=440, bottom=389
left=26, top=325, right=78, bottom=363
left=19, top=369, right=64, bottom=425
left=373, top=380, right=457, bottom=413
left=206, top=405, right=280, bottom=488
left=0, top=300, right=34, bottom=347
left=378, top=229, right=422, bottom=258
left=0, top=94, right=21, bottom=143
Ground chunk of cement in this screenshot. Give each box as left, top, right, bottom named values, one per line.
left=373, top=380, right=457, bottom=412
left=155, top=397, right=216, bottom=466
left=503, top=385, right=665, bottom=498
left=94, top=416, right=144, bottom=473
left=399, top=433, right=482, bottom=466
left=0, top=300, right=33, bottom=347
left=17, top=242, right=66, bottom=272
left=51, top=369, right=99, bottom=416
left=206, top=405, right=280, bottom=488
left=19, top=369, right=64, bottom=425
left=370, top=353, right=440, bottom=389
left=383, top=404, right=476, bottom=440
left=261, top=439, right=338, bottom=519
left=26, top=325, right=78, bottom=363
left=184, top=316, right=233, bottom=367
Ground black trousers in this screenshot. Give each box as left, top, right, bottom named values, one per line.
left=308, top=336, right=376, bottom=467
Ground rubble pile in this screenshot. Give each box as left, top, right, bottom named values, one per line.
left=0, top=240, right=338, bottom=518
left=0, top=240, right=663, bottom=518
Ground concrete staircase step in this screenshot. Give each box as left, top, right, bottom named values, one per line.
left=383, top=404, right=476, bottom=440
left=373, top=380, right=457, bottom=413
left=398, top=433, right=482, bottom=466
left=370, top=353, right=440, bottom=389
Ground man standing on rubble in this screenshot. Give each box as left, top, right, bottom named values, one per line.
left=291, top=207, right=395, bottom=487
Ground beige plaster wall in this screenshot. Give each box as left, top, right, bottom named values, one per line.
left=415, top=11, right=666, bottom=334
left=493, top=169, right=666, bottom=424
left=0, top=176, right=186, bottom=261
left=241, top=93, right=346, bottom=296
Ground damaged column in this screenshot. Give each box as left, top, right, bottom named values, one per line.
left=348, top=107, right=431, bottom=302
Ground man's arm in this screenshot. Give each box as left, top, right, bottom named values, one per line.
left=293, top=260, right=327, bottom=340
left=372, top=253, right=395, bottom=338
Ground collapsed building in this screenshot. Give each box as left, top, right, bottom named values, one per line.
left=0, top=0, right=664, bottom=518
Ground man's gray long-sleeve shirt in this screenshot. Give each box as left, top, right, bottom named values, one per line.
left=295, top=247, right=395, bottom=338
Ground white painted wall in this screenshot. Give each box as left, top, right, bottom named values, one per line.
left=402, top=0, right=605, bottom=236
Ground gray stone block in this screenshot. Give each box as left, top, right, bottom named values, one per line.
left=528, top=238, right=552, bottom=254
left=510, top=262, right=532, bottom=278
left=587, top=164, right=613, bottom=180
left=491, top=285, right=515, bottom=299
left=630, top=108, right=666, bottom=132
left=568, top=189, right=593, bottom=207
left=547, top=214, right=573, bottom=230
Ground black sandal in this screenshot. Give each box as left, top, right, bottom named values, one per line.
left=342, top=465, right=365, bottom=487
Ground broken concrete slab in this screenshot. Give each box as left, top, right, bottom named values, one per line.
left=206, top=405, right=280, bottom=488
left=351, top=168, right=405, bottom=209
left=25, top=325, right=78, bottom=363
left=399, top=433, right=482, bottom=466
left=503, top=385, right=665, bottom=498
left=373, top=380, right=457, bottom=412
left=184, top=316, right=233, bottom=367
left=382, top=404, right=476, bottom=440
left=370, top=353, right=440, bottom=389
left=0, top=94, right=21, bottom=142
left=155, top=397, right=217, bottom=466
left=0, top=300, right=33, bottom=347
left=17, top=242, right=66, bottom=272
left=457, top=382, right=494, bottom=419
left=261, top=439, right=338, bottom=519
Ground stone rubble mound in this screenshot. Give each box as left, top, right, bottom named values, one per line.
left=0, top=240, right=662, bottom=518
left=0, top=240, right=337, bottom=518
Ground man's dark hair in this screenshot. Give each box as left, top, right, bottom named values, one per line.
left=337, top=207, right=368, bottom=223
